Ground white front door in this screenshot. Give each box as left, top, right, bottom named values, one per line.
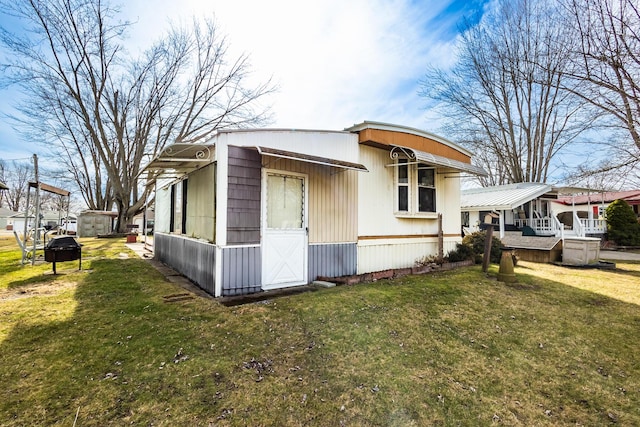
left=262, top=171, right=308, bottom=289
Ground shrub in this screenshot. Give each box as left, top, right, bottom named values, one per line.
left=447, top=243, right=475, bottom=262
left=415, top=254, right=444, bottom=266
left=605, top=199, right=640, bottom=246
left=462, top=231, right=503, bottom=264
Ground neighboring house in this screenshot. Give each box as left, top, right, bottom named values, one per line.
left=10, top=213, right=35, bottom=236
left=0, top=207, right=18, bottom=230
left=461, top=183, right=607, bottom=239
left=0, top=183, right=12, bottom=229
left=144, top=121, right=486, bottom=297
left=7, top=211, right=77, bottom=233
left=132, top=208, right=154, bottom=234
left=552, top=190, right=640, bottom=221
left=40, top=210, right=68, bottom=229
left=461, top=183, right=609, bottom=264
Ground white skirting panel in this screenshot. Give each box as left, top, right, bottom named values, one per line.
left=357, top=237, right=461, bottom=274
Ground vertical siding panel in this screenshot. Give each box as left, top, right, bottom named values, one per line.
left=155, top=233, right=217, bottom=296
left=231, top=249, right=237, bottom=295
left=242, top=247, right=249, bottom=291
left=230, top=248, right=237, bottom=293
left=222, top=249, right=228, bottom=295
left=270, top=158, right=357, bottom=244
left=328, top=244, right=335, bottom=277
left=228, top=249, right=235, bottom=295
left=357, top=240, right=445, bottom=274
left=308, top=243, right=357, bottom=279
left=250, top=247, right=256, bottom=289
left=237, top=248, right=243, bottom=293
left=308, top=246, right=314, bottom=282
left=249, top=247, right=260, bottom=290
left=219, top=246, right=261, bottom=296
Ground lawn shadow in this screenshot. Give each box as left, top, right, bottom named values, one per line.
left=7, top=273, right=59, bottom=289
left=0, top=256, right=204, bottom=425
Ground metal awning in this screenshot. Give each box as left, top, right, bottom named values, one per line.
left=0, top=181, right=8, bottom=191
left=386, top=145, right=487, bottom=176
left=257, top=146, right=368, bottom=172
left=460, top=183, right=553, bottom=211
left=140, top=143, right=214, bottom=179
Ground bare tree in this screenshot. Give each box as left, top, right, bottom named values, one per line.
left=0, top=0, right=275, bottom=231
left=562, top=136, right=640, bottom=189
left=0, top=159, right=32, bottom=211
left=421, top=0, right=595, bottom=185
left=561, top=0, right=640, bottom=152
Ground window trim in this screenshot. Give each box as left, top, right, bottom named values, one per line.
left=394, top=159, right=438, bottom=218
left=396, top=158, right=410, bottom=213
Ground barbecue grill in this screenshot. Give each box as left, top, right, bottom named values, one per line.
left=44, top=235, right=82, bottom=274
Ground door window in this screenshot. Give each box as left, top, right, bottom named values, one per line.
left=266, top=175, right=303, bottom=229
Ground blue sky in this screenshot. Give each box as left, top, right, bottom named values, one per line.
left=0, top=0, right=490, bottom=162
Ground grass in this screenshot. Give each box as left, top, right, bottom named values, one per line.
left=1, top=235, right=639, bottom=426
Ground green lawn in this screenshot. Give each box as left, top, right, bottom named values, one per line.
left=1, top=236, right=639, bottom=426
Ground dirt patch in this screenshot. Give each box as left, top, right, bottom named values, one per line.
left=0, top=281, right=77, bottom=302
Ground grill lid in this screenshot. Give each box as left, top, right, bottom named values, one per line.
left=46, top=235, right=81, bottom=249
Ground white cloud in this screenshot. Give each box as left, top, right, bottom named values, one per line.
left=0, top=0, right=473, bottom=160
left=124, top=0, right=463, bottom=131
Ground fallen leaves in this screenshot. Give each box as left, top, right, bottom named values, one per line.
left=243, top=357, right=273, bottom=382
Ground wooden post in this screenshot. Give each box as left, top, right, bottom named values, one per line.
left=437, top=213, right=444, bottom=262
left=482, top=226, right=494, bottom=272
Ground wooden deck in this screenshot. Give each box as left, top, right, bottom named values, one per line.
left=500, top=231, right=563, bottom=263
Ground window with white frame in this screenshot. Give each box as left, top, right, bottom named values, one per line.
left=395, top=160, right=436, bottom=214
left=397, top=159, right=409, bottom=212
left=170, top=179, right=188, bottom=234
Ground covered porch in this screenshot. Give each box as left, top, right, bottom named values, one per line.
left=461, top=183, right=607, bottom=239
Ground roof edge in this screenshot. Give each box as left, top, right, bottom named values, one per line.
left=345, top=121, right=473, bottom=157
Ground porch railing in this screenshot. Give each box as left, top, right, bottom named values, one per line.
left=516, top=215, right=606, bottom=238
left=573, top=213, right=584, bottom=237
left=580, top=218, right=607, bottom=235
left=514, top=217, right=559, bottom=236
left=552, top=215, right=564, bottom=239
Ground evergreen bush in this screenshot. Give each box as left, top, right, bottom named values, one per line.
left=447, top=242, right=475, bottom=262
left=605, top=199, right=640, bottom=246
left=462, top=231, right=503, bottom=264
left=449, top=231, right=504, bottom=264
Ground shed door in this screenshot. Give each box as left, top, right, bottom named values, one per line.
left=262, top=172, right=307, bottom=289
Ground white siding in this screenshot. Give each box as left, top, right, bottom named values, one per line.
left=155, top=181, right=172, bottom=233
left=357, top=237, right=460, bottom=273
left=356, top=145, right=463, bottom=273
left=265, top=157, right=358, bottom=244
left=357, top=145, right=462, bottom=237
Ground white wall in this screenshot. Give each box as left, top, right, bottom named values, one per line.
left=357, top=145, right=461, bottom=237
left=356, top=145, right=463, bottom=273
